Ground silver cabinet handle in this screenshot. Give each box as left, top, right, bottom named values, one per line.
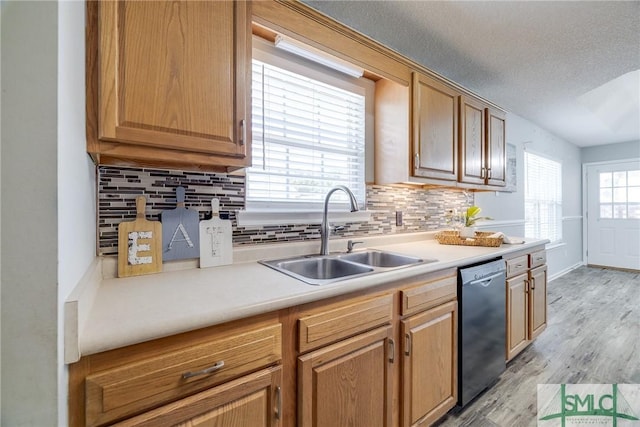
left=487, top=167, right=492, bottom=179
left=414, top=153, right=420, bottom=169
left=481, top=167, right=486, bottom=178
left=275, top=386, right=281, bottom=420
left=182, top=361, right=224, bottom=379
left=388, top=338, right=395, bottom=363
left=239, top=119, right=246, bottom=145
left=531, top=277, right=536, bottom=290
left=404, top=333, right=411, bottom=356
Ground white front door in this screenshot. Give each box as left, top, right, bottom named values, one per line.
left=586, top=161, right=640, bottom=270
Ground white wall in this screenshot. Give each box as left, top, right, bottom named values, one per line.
left=1, top=1, right=59, bottom=424
left=581, top=140, right=640, bottom=164
left=476, top=113, right=584, bottom=279
left=0, top=0, right=3, bottom=411
left=57, top=1, right=95, bottom=425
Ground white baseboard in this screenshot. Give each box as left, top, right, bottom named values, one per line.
left=548, top=261, right=585, bottom=282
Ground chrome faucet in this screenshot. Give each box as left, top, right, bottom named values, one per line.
left=320, top=185, right=359, bottom=255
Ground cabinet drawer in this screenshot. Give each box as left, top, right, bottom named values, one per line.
left=400, top=273, right=457, bottom=316
left=530, top=250, right=546, bottom=268
left=506, top=255, right=528, bottom=278
left=298, top=294, right=393, bottom=353
left=85, top=323, right=282, bottom=427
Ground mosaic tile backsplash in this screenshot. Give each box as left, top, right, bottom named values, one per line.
left=98, top=166, right=473, bottom=255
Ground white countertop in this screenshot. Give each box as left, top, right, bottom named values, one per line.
left=65, top=232, right=547, bottom=363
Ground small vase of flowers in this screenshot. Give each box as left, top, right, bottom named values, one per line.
left=459, top=206, right=492, bottom=238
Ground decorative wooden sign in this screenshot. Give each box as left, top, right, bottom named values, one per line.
left=161, top=186, right=200, bottom=261
left=118, top=196, right=162, bottom=278
left=199, top=198, right=233, bottom=268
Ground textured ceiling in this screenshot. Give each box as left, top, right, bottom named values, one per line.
left=302, top=1, right=640, bottom=147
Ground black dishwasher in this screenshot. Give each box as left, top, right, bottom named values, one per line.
left=458, top=258, right=507, bottom=407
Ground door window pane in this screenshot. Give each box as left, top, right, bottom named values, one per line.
left=613, top=188, right=627, bottom=203
left=600, top=172, right=612, bottom=187
left=613, top=204, right=627, bottom=219
left=613, top=171, right=627, bottom=187
left=598, top=169, right=640, bottom=219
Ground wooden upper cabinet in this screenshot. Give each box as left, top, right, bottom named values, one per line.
left=459, top=97, right=506, bottom=187
left=412, top=72, right=459, bottom=181
left=486, top=107, right=507, bottom=187
left=87, top=0, right=251, bottom=171
left=458, top=95, right=487, bottom=185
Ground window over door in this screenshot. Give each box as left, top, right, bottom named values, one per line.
left=524, top=152, right=562, bottom=243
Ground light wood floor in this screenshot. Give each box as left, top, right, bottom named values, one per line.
left=436, top=266, right=640, bottom=427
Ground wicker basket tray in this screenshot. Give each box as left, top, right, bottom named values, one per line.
left=435, top=230, right=503, bottom=247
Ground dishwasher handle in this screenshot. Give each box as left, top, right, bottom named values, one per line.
left=468, top=271, right=505, bottom=287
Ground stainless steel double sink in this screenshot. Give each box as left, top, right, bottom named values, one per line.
left=260, top=249, right=437, bottom=285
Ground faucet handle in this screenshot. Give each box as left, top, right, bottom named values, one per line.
left=332, top=225, right=345, bottom=234
left=347, top=240, right=364, bottom=253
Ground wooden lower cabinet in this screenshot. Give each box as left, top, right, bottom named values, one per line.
left=505, top=249, right=548, bottom=361
left=529, top=265, right=548, bottom=340
left=70, top=271, right=464, bottom=427
left=113, top=366, right=282, bottom=427
left=401, top=300, right=458, bottom=427
left=506, top=273, right=529, bottom=360
left=298, top=326, right=394, bottom=427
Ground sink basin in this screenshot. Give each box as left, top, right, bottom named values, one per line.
left=262, top=257, right=373, bottom=285
left=338, top=250, right=425, bottom=268
left=260, top=249, right=438, bottom=286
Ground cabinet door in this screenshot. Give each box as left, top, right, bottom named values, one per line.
left=113, top=366, right=282, bottom=427
left=529, top=265, right=548, bottom=340
left=412, top=72, right=459, bottom=181
left=459, top=96, right=486, bottom=185
left=96, top=1, right=250, bottom=162
left=298, top=326, right=394, bottom=427
left=506, top=273, right=529, bottom=361
left=401, top=301, right=457, bottom=427
left=485, top=107, right=506, bottom=187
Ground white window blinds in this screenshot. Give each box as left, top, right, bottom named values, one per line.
left=247, top=58, right=366, bottom=210
left=524, top=152, right=563, bottom=243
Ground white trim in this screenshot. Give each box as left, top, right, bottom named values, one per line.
left=582, top=158, right=640, bottom=268
left=548, top=261, right=584, bottom=282
left=474, top=219, right=525, bottom=229
left=64, top=257, right=102, bottom=364
left=237, top=209, right=373, bottom=227
left=582, top=157, right=640, bottom=167
left=546, top=241, right=567, bottom=251
left=562, top=216, right=583, bottom=221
